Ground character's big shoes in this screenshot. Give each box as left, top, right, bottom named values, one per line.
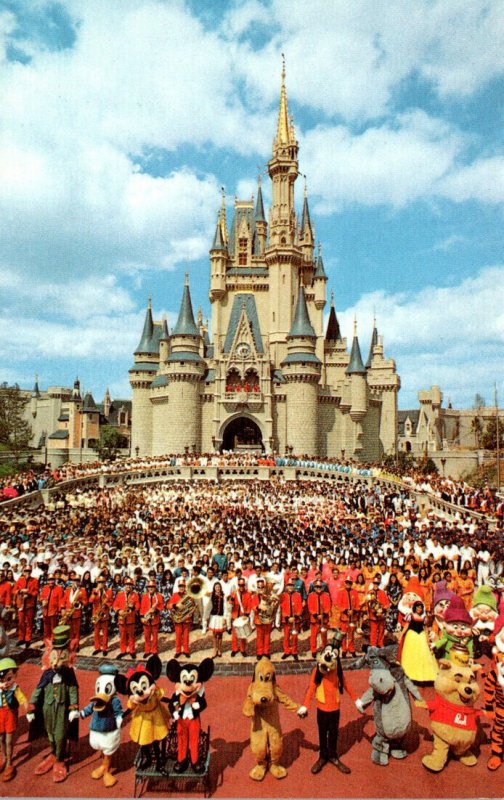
left=52, top=760, right=68, bottom=782
left=35, top=753, right=56, bottom=775
left=2, top=765, right=16, bottom=782
left=269, top=763, right=287, bottom=778
left=249, top=763, right=267, bottom=780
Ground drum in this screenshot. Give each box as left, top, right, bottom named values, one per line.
left=233, top=616, right=253, bottom=640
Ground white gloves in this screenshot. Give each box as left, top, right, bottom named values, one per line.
left=297, top=705, right=308, bottom=718
left=116, top=716, right=123, bottom=729
left=192, top=701, right=200, bottom=711
left=68, top=710, right=80, bottom=722
left=26, top=712, right=35, bottom=724
left=355, top=699, right=365, bottom=714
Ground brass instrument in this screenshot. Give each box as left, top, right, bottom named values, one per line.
left=141, top=595, right=159, bottom=625
left=257, top=581, right=279, bottom=625
left=118, top=593, right=136, bottom=624
left=171, top=594, right=196, bottom=623
left=60, top=590, right=82, bottom=625
left=91, top=591, right=110, bottom=625
left=186, top=575, right=209, bottom=601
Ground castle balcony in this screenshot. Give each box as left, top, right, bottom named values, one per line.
left=222, top=390, right=263, bottom=409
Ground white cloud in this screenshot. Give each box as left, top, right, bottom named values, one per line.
left=438, top=156, right=504, bottom=204
left=339, top=265, right=504, bottom=407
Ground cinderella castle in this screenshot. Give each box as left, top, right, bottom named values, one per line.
left=130, top=66, right=400, bottom=459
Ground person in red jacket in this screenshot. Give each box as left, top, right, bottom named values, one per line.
left=335, top=577, right=360, bottom=657
left=113, top=577, right=140, bottom=659
left=60, top=571, right=88, bottom=652
left=228, top=578, right=252, bottom=658
left=250, top=578, right=275, bottom=660
left=365, top=574, right=390, bottom=648
left=140, top=579, right=164, bottom=658
left=13, top=566, right=39, bottom=647
left=39, top=574, right=63, bottom=645
left=88, top=574, right=113, bottom=656
left=166, top=580, right=196, bottom=658
left=279, top=579, right=303, bottom=661
left=0, top=569, right=13, bottom=622
left=307, top=581, right=331, bottom=658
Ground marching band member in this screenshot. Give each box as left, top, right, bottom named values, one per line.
left=166, top=579, right=196, bottom=658
left=39, top=574, right=63, bottom=645
left=13, top=566, right=39, bottom=648
left=228, top=577, right=252, bottom=658
left=307, top=580, right=331, bottom=658
left=280, top=579, right=303, bottom=661
left=335, top=577, right=360, bottom=657
left=113, top=577, right=140, bottom=660
left=140, top=579, right=164, bottom=658
left=365, top=574, right=390, bottom=648
left=89, top=574, right=113, bottom=656
left=60, top=571, right=88, bottom=652
left=250, top=578, right=275, bottom=660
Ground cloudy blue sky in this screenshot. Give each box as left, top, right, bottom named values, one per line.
left=1, top=0, right=503, bottom=409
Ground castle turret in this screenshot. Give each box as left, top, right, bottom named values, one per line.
left=130, top=299, right=158, bottom=456
left=159, top=315, right=170, bottom=363
left=31, top=374, right=40, bottom=417
left=103, top=388, right=111, bottom=418
left=255, top=177, right=267, bottom=256
left=159, top=276, right=205, bottom=454
left=346, top=319, right=367, bottom=455
left=281, top=286, right=321, bottom=455
left=365, top=318, right=378, bottom=368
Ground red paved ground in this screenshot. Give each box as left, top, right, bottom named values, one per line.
left=7, top=662, right=501, bottom=798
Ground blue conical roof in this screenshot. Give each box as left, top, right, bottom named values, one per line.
left=172, top=278, right=200, bottom=337
left=346, top=330, right=366, bottom=375
left=314, top=250, right=327, bottom=280
left=135, top=301, right=154, bottom=354
left=211, top=214, right=227, bottom=250
left=325, top=305, right=341, bottom=341
left=366, top=322, right=378, bottom=368
left=255, top=183, right=266, bottom=222
left=301, top=193, right=312, bottom=236
left=288, top=286, right=316, bottom=338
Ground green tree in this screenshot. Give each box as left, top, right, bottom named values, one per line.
left=482, top=417, right=504, bottom=450
left=94, top=425, right=128, bottom=461
left=0, top=383, right=32, bottom=463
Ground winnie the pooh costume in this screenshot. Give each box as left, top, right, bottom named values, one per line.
left=421, top=657, right=483, bottom=772
left=242, top=656, right=304, bottom=780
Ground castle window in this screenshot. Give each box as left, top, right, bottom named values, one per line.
left=238, top=237, right=247, bottom=265
left=272, top=312, right=275, bottom=322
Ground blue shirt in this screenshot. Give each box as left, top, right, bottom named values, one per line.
left=81, top=695, right=123, bottom=732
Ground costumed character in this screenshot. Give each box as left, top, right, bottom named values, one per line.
left=421, top=655, right=483, bottom=772
left=397, top=577, right=423, bottom=629
left=350, top=644, right=424, bottom=765
left=483, top=650, right=504, bottom=771
left=307, top=580, right=331, bottom=658
left=432, top=596, right=474, bottom=660
left=125, top=654, right=171, bottom=773
left=470, top=585, right=498, bottom=658
left=166, top=656, right=214, bottom=773
left=89, top=574, right=113, bottom=656
left=399, top=600, right=437, bottom=683
left=298, top=631, right=353, bottom=774
left=26, top=625, right=79, bottom=782
left=79, top=663, right=125, bottom=788
left=429, top=580, right=455, bottom=641
left=493, top=611, right=504, bottom=657
left=0, top=657, right=28, bottom=782
left=242, top=656, right=304, bottom=781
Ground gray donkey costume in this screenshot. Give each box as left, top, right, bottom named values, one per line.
left=349, top=645, right=424, bottom=765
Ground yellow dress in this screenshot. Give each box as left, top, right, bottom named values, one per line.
left=128, top=687, right=171, bottom=745
left=400, top=619, right=437, bottom=683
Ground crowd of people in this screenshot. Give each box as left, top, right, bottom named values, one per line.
left=1, top=470, right=502, bottom=663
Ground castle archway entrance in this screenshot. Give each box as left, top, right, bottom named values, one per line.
left=220, top=415, right=264, bottom=452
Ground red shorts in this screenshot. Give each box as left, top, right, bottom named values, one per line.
left=0, top=706, right=17, bottom=734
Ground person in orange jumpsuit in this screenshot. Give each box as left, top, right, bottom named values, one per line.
left=13, top=566, right=39, bottom=647
left=39, top=574, right=63, bottom=645
left=166, top=580, right=195, bottom=658
left=60, top=571, right=88, bottom=652
left=307, top=581, right=331, bottom=658
left=250, top=578, right=274, bottom=659
left=335, top=577, right=360, bottom=657
left=140, top=579, right=164, bottom=658
left=113, top=577, right=140, bottom=659
left=365, top=575, right=390, bottom=648
left=279, top=579, right=303, bottom=661
left=228, top=578, right=252, bottom=657
left=88, top=574, right=113, bottom=656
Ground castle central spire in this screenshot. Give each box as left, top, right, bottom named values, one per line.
left=275, top=55, right=293, bottom=148
left=268, top=57, right=299, bottom=247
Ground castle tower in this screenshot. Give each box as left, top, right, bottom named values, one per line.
left=129, top=299, right=157, bottom=456
left=103, top=387, right=111, bottom=418
left=267, top=59, right=303, bottom=363
left=282, top=286, right=321, bottom=455
left=346, top=320, right=367, bottom=455
left=158, top=276, right=205, bottom=454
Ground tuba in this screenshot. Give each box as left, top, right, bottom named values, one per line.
left=257, top=581, right=279, bottom=624
left=186, top=575, right=209, bottom=600
left=171, top=594, right=196, bottom=623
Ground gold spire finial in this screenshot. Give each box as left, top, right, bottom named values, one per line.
left=276, top=54, right=291, bottom=146
left=185, top=272, right=189, bottom=287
